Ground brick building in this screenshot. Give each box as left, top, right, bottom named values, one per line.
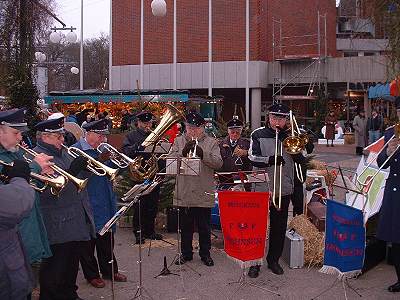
left=110, top=0, right=389, bottom=128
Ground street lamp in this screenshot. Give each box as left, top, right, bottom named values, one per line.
left=151, top=0, right=167, bottom=16
left=34, top=51, right=47, bottom=63
left=70, top=67, right=79, bottom=75
left=49, top=26, right=77, bottom=44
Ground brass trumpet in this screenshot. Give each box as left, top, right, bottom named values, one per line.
left=0, top=160, right=66, bottom=195
left=97, top=143, right=133, bottom=169
left=19, top=145, right=88, bottom=193
left=62, top=145, right=119, bottom=181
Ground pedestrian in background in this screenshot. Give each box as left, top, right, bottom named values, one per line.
left=324, top=110, right=337, bottom=147
left=367, top=109, right=383, bottom=144
left=353, top=109, right=367, bottom=155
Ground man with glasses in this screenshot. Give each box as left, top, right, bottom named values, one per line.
left=218, top=117, right=252, bottom=188
left=248, top=103, right=306, bottom=278
left=74, top=119, right=127, bottom=288
left=0, top=108, right=53, bottom=299
left=122, top=111, right=163, bottom=244
left=168, top=111, right=223, bottom=266
left=33, top=117, right=95, bottom=300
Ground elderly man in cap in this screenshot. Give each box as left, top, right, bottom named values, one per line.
left=248, top=103, right=306, bottom=278
left=0, top=108, right=54, bottom=299
left=168, top=111, right=223, bottom=266
left=376, top=96, right=400, bottom=293
left=218, top=117, right=252, bottom=188
left=122, top=111, right=164, bottom=244
left=33, top=117, right=96, bottom=300
left=73, top=119, right=127, bottom=288
left=0, top=108, right=53, bottom=298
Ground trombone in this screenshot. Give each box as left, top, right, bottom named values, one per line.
left=62, top=145, right=119, bottom=181
left=19, top=144, right=88, bottom=193
left=356, top=123, right=400, bottom=188
left=0, top=160, right=66, bottom=195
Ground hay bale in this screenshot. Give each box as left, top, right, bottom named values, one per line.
left=288, top=214, right=325, bottom=268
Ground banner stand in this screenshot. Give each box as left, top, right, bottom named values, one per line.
left=227, top=270, right=281, bottom=298
left=311, top=277, right=362, bottom=300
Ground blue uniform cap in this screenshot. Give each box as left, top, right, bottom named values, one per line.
left=185, top=111, right=205, bottom=127
left=268, top=103, right=290, bottom=116
left=82, top=119, right=110, bottom=134
left=0, top=108, right=28, bottom=131
left=34, top=117, right=65, bottom=133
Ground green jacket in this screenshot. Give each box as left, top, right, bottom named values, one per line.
left=0, top=146, right=52, bottom=263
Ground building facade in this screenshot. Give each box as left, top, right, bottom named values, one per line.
left=111, top=0, right=390, bottom=129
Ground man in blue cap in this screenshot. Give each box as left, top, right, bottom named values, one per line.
left=73, top=119, right=127, bottom=288
left=33, top=117, right=96, bottom=300
left=248, top=103, right=307, bottom=278
left=0, top=108, right=54, bottom=298
left=168, top=111, right=223, bottom=267
left=122, top=111, right=164, bottom=244
left=376, top=96, right=400, bottom=293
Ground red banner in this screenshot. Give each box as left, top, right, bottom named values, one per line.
left=218, top=191, right=269, bottom=267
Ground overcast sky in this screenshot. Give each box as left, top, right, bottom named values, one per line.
left=54, top=0, right=110, bottom=39
left=53, top=0, right=342, bottom=39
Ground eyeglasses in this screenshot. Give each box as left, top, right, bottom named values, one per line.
left=269, top=114, right=287, bottom=120
left=228, top=129, right=242, bottom=134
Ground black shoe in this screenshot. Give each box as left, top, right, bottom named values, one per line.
left=388, top=281, right=400, bottom=292
left=201, top=256, right=214, bottom=267
left=331, top=144, right=334, bottom=147
left=268, top=262, right=284, bottom=275
left=145, top=232, right=163, bottom=240
left=248, top=265, right=260, bottom=278
left=174, top=256, right=192, bottom=265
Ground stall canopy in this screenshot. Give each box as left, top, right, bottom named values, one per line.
left=44, top=89, right=190, bottom=104
left=368, top=83, right=393, bottom=100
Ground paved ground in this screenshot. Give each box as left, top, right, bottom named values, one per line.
left=71, top=144, right=398, bottom=300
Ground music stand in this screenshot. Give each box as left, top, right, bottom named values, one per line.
left=100, top=180, right=161, bottom=300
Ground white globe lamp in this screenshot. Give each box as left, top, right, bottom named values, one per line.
left=70, top=67, right=79, bottom=74
left=34, top=52, right=46, bottom=63
left=49, top=31, right=62, bottom=43
left=66, top=31, right=77, bottom=43
left=151, top=0, right=167, bottom=17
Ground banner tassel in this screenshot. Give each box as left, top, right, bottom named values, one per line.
left=319, top=265, right=361, bottom=280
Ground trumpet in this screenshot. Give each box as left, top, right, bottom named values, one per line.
left=357, top=123, right=400, bottom=188
left=62, top=145, right=119, bottom=181
left=97, top=142, right=133, bottom=169
left=19, top=145, right=88, bottom=193
left=0, top=160, right=67, bottom=195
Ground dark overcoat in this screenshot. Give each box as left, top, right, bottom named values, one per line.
left=376, top=126, right=400, bottom=243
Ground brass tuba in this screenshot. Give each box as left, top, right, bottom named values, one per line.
left=130, top=104, right=184, bottom=182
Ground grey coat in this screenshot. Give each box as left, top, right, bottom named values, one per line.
left=169, top=134, right=223, bottom=208
left=0, top=178, right=35, bottom=300
left=34, top=141, right=95, bottom=245
left=248, top=126, right=295, bottom=197
left=352, top=115, right=367, bottom=148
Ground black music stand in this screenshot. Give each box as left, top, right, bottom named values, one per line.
left=101, top=180, right=161, bottom=300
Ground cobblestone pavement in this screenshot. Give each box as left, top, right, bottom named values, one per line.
left=51, top=145, right=400, bottom=299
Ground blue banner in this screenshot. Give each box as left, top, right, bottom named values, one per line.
left=321, top=200, right=365, bottom=277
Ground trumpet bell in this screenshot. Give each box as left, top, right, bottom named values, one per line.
left=282, top=136, right=304, bottom=154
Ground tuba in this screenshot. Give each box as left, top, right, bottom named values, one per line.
left=130, top=104, right=184, bottom=182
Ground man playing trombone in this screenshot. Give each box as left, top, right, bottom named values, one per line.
left=32, top=117, right=96, bottom=300
left=121, top=111, right=163, bottom=244
left=0, top=108, right=54, bottom=297
left=248, top=103, right=306, bottom=278
left=73, top=119, right=127, bottom=288
left=376, top=97, right=400, bottom=293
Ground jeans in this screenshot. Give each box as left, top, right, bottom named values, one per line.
left=369, top=130, right=381, bottom=144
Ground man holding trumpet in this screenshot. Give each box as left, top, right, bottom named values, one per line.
left=248, top=103, right=307, bottom=278
left=32, top=117, right=96, bottom=300
left=0, top=108, right=54, bottom=299
left=376, top=97, right=400, bottom=293
left=73, top=119, right=127, bottom=288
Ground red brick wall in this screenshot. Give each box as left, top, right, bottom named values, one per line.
left=112, top=0, right=337, bottom=66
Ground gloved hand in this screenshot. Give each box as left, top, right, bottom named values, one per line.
left=277, top=130, right=289, bottom=142
left=305, top=139, right=314, bottom=154
left=98, top=150, right=112, bottom=162
left=2, top=160, right=31, bottom=182
left=68, top=156, right=88, bottom=176
left=268, top=155, right=285, bottom=166
left=182, top=140, right=197, bottom=157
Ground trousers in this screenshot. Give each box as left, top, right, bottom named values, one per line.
left=80, top=232, right=119, bottom=280
left=39, top=241, right=83, bottom=300
left=132, top=186, right=160, bottom=237
left=179, top=207, right=212, bottom=259
left=267, top=195, right=291, bottom=264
